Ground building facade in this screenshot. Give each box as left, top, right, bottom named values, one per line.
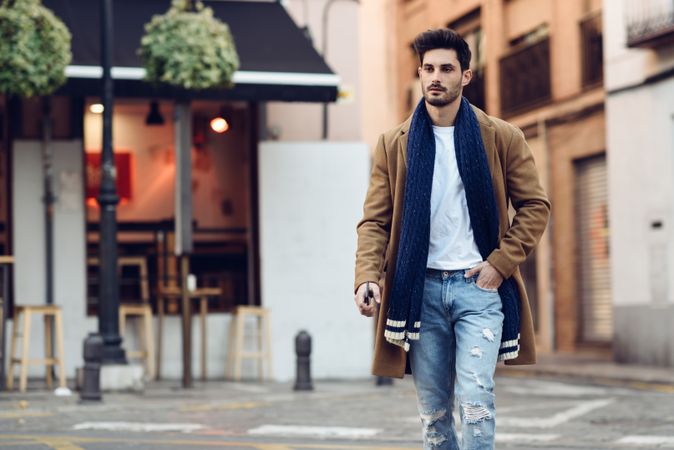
left=605, top=0, right=674, bottom=366
left=271, top=0, right=362, bottom=142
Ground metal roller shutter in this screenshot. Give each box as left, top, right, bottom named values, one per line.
left=574, top=154, right=612, bottom=343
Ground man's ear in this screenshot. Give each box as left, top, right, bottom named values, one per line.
left=462, top=68, right=473, bottom=87
left=417, top=66, right=422, bottom=77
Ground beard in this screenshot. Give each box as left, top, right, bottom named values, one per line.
left=422, top=80, right=462, bottom=107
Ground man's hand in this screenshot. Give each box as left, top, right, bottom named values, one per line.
left=354, top=282, right=381, bottom=317
left=464, top=262, right=504, bottom=291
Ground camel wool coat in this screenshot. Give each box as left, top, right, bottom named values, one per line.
left=355, top=105, right=551, bottom=378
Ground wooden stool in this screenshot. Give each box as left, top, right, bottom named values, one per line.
left=156, top=286, right=222, bottom=381
left=119, top=304, right=155, bottom=379
left=90, top=256, right=155, bottom=378
left=226, top=306, right=273, bottom=381
left=115, top=257, right=155, bottom=379
left=7, top=305, right=66, bottom=392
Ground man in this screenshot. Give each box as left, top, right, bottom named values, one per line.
left=354, top=28, right=550, bottom=449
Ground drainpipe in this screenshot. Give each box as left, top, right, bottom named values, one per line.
left=41, top=96, right=56, bottom=375
left=320, top=0, right=359, bottom=140
left=41, top=97, right=54, bottom=307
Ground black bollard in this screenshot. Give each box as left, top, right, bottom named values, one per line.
left=376, top=376, right=393, bottom=386
left=80, top=333, right=103, bottom=402
left=293, top=330, right=313, bottom=391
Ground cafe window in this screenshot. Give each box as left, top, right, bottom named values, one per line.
left=84, top=99, right=254, bottom=316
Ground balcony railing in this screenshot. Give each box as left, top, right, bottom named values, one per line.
left=626, top=0, right=674, bottom=48
left=580, top=13, right=603, bottom=87
left=499, top=37, right=551, bottom=116
left=463, top=67, right=486, bottom=111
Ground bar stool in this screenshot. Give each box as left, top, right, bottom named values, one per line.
left=156, top=286, right=222, bottom=380
left=119, top=304, right=155, bottom=379
left=89, top=256, right=155, bottom=379
left=118, top=257, right=154, bottom=379
left=6, top=305, right=66, bottom=392
left=226, top=306, right=273, bottom=381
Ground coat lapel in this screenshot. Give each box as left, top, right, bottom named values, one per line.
left=479, top=120, right=497, bottom=172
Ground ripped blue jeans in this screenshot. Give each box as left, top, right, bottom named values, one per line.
left=410, top=268, right=504, bottom=450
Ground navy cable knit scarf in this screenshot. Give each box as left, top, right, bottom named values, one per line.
left=384, top=97, right=521, bottom=361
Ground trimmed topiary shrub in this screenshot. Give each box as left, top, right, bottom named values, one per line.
left=139, top=0, right=240, bottom=90
left=0, top=0, right=72, bottom=97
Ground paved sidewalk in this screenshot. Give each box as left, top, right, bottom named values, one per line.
left=496, top=351, right=674, bottom=391
left=1, top=372, right=673, bottom=449
left=1, top=378, right=422, bottom=449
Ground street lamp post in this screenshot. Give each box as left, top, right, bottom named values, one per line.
left=97, top=0, right=126, bottom=364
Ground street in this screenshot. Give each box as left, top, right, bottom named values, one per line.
left=1, top=374, right=673, bottom=449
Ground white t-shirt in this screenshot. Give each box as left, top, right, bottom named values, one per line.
left=426, top=125, right=483, bottom=270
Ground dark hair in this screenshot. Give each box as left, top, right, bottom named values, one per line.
left=413, top=28, right=472, bottom=71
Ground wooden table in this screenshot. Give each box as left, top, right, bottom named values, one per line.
left=156, top=286, right=222, bottom=380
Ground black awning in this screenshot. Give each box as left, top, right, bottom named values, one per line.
left=42, top=0, right=339, bottom=102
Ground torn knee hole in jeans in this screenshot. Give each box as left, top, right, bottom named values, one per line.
left=461, top=402, right=492, bottom=424
left=425, top=427, right=448, bottom=447
left=420, top=408, right=448, bottom=447
left=420, top=408, right=446, bottom=428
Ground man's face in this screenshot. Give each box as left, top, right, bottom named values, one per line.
left=418, top=48, right=472, bottom=107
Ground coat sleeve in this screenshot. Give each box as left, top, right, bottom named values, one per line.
left=487, top=127, right=551, bottom=279
left=354, top=134, right=393, bottom=292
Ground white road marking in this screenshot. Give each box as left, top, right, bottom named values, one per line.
left=496, top=433, right=561, bottom=443
left=228, top=383, right=270, bottom=394
left=73, top=422, right=205, bottom=433
left=497, top=401, right=576, bottom=414
left=498, top=398, right=615, bottom=428
left=393, top=430, right=561, bottom=444
left=248, top=425, right=381, bottom=439
left=404, top=398, right=614, bottom=429
left=616, top=436, right=674, bottom=446
left=502, top=379, right=610, bottom=397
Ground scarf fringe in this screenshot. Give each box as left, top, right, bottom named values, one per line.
left=385, top=318, right=421, bottom=352
left=384, top=335, right=412, bottom=352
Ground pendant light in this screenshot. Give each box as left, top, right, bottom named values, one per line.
left=145, top=100, right=165, bottom=126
